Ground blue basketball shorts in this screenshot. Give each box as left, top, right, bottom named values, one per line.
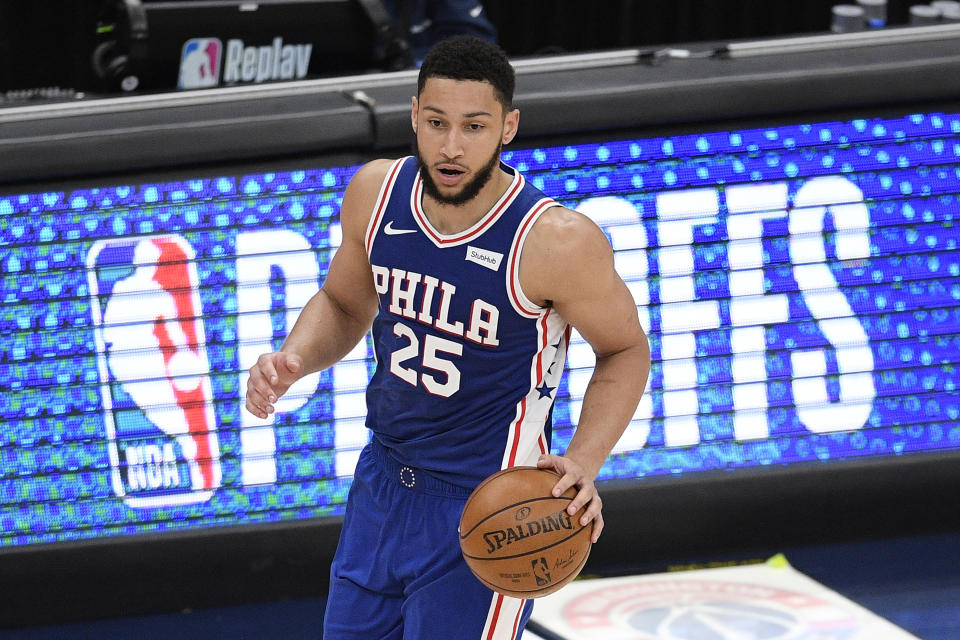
left=323, top=439, right=534, bottom=639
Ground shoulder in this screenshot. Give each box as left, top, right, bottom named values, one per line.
left=347, top=158, right=401, bottom=196
left=526, top=205, right=611, bottom=266
left=519, top=205, right=613, bottom=305
left=339, top=158, right=404, bottom=231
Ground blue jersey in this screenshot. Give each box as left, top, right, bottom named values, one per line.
left=364, top=156, right=570, bottom=489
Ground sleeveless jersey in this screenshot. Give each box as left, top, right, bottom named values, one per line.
left=364, top=156, right=570, bottom=489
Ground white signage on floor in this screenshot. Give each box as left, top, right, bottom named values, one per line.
left=530, top=559, right=918, bottom=639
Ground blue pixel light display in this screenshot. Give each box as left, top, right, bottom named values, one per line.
left=1, top=111, right=959, bottom=547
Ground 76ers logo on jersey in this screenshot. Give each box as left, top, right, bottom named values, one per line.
left=87, top=235, right=222, bottom=506
left=179, top=38, right=223, bottom=89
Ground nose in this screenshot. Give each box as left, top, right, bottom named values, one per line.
left=441, top=128, right=464, bottom=160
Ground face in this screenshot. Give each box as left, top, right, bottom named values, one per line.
left=412, top=77, right=519, bottom=207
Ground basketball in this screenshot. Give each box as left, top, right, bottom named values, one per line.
left=458, top=466, right=592, bottom=599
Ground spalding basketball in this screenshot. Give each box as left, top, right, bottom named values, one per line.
left=459, top=466, right=592, bottom=599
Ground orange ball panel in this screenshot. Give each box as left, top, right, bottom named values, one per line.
left=459, top=466, right=592, bottom=598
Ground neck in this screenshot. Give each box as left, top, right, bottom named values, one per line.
left=422, top=165, right=513, bottom=235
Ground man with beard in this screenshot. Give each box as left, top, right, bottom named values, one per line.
left=245, top=35, right=650, bottom=639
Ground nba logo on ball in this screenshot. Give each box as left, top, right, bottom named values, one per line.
left=87, top=235, right=222, bottom=507
left=179, top=38, right=223, bottom=89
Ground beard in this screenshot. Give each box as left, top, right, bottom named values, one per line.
left=415, top=140, right=502, bottom=207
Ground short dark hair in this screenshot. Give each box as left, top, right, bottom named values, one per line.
left=417, top=35, right=515, bottom=111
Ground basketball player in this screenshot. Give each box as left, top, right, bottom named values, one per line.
left=245, top=35, right=650, bottom=639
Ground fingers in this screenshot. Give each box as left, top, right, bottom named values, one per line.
left=590, top=512, right=604, bottom=543
left=573, top=485, right=604, bottom=543
left=537, top=453, right=577, bottom=497
left=244, top=395, right=273, bottom=420
left=538, top=453, right=604, bottom=542
left=567, top=479, right=599, bottom=523
left=256, top=352, right=281, bottom=387
left=245, top=352, right=300, bottom=419
left=245, top=373, right=276, bottom=419
left=536, top=454, right=556, bottom=468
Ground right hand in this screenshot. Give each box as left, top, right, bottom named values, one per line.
left=245, top=351, right=304, bottom=419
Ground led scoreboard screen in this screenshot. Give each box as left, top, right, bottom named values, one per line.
left=2, top=111, right=959, bottom=548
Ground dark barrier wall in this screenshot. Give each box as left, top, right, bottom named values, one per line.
left=0, top=0, right=927, bottom=93
left=5, top=26, right=960, bottom=183
left=1, top=24, right=960, bottom=628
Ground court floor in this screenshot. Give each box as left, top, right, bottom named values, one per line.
left=4, top=533, right=959, bottom=639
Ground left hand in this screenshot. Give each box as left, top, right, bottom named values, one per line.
left=537, top=454, right=604, bottom=543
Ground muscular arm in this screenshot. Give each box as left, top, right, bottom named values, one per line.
left=280, top=169, right=383, bottom=374
left=245, top=159, right=392, bottom=418
left=521, top=206, right=651, bottom=539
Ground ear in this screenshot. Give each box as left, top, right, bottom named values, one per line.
left=411, top=96, right=419, bottom=134
left=502, top=108, right=519, bottom=145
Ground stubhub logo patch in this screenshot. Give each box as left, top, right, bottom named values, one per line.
left=179, top=37, right=313, bottom=89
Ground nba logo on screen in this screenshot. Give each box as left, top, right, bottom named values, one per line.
left=178, top=38, right=223, bottom=89
left=87, top=235, right=222, bottom=507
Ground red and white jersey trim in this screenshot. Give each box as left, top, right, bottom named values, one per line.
left=364, top=157, right=407, bottom=256
left=411, top=165, right=525, bottom=248
left=507, top=197, right=560, bottom=319
left=500, top=198, right=568, bottom=473
left=500, top=306, right=568, bottom=471
left=480, top=592, right=527, bottom=640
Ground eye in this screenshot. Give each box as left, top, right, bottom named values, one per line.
left=428, top=118, right=444, bottom=128
left=468, top=123, right=484, bottom=131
